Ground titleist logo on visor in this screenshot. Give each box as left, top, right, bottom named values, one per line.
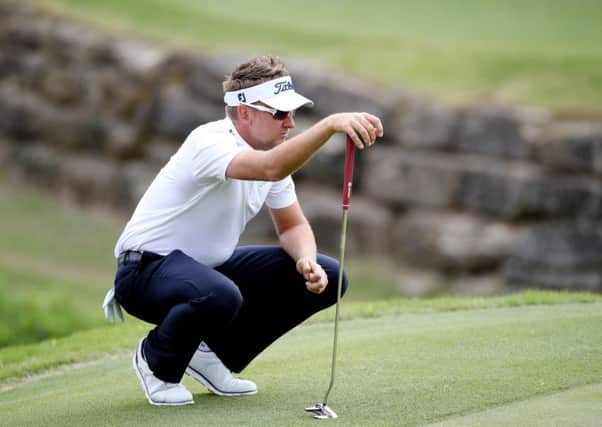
left=224, top=76, right=312, bottom=107
left=274, top=81, right=294, bottom=94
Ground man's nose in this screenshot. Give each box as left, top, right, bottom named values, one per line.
left=283, top=113, right=295, bottom=128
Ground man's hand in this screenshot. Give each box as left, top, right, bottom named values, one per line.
left=327, top=112, right=384, bottom=149
left=296, top=257, right=328, bottom=294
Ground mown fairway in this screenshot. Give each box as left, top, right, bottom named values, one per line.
left=41, top=0, right=602, bottom=113
left=1, top=303, right=601, bottom=426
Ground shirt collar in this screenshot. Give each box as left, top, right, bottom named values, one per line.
left=225, top=116, right=252, bottom=149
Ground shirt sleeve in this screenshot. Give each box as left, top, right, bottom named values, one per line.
left=189, top=135, right=246, bottom=182
left=266, top=176, right=297, bottom=209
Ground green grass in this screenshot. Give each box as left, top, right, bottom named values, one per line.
left=0, top=185, right=120, bottom=278
left=0, top=184, right=121, bottom=347
left=39, top=0, right=602, bottom=113
left=1, top=303, right=601, bottom=426
left=2, top=180, right=602, bottom=349
left=1, top=183, right=601, bottom=425
left=430, top=384, right=602, bottom=427
left=1, top=290, right=600, bottom=384
left=0, top=267, right=103, bottom=347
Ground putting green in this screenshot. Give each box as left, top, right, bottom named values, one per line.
left=428, top=383, right=602, bottom=427
left=1, top=303, right=600, bottom=426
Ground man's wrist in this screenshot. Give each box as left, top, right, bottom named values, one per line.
left=295, top=256, right=315, bottom=272
left=295, top=255, right=316, bottom=264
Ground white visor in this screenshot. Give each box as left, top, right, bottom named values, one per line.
left=224, top=76, right=313, bottom=111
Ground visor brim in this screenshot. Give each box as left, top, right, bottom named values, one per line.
left=262, top=91, right=314, bottom=112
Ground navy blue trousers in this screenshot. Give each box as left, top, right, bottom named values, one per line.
left=114, top=246, right=347, bottom=383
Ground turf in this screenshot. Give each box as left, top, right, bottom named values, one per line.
left=1, top=290, right=600, bottom=383
left=39, top=0, right=602, bottom=113
left=1, top=303, right=601, bottom=426
left=429, top=384, right=602, bottom=427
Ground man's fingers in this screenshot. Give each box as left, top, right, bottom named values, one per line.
left=303, top=263, right=312, bottom=276
left=358, top=114, right=383, bottom=145
left=349, top=127, right=372, bottom=149
left=298, top=260, right=328, bottom=293
left=307, top=281, right=327, bottom=294
left=347, top=125, right=365, bottom=149
left=306, top=264, right=328, bottom=294
left=364, top=113, right=384, bottom=137
left=344, top=113, right=383, bottom=149
left=296, top=258, right=312, bottom=276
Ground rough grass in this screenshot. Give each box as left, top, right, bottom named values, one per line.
left=0, top=184, right=120, bottom=347
left=1, top=303, right=601, bottom=426
left=0, top=185, right=120, bottom=277
left=0, top=267, right=103, bottom=347
left=39, top=0, right=602, bottom=114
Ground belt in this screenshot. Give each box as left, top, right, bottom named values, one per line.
left=117, top=250, right=143, bottom=266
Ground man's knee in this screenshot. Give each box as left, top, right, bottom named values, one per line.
left=185, top=281, right=242, bottom=324
left=340, top=270, right=349, bottom=296
left=318, top=254, right=349, bottom=301
left=327, top=268, right=348, bottom=297
left=206, top=283, right=243, bottom=322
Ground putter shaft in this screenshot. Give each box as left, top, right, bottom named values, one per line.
left=322, top=209, right=349, bottom=406
left=306, top=137, right=355, bottom=419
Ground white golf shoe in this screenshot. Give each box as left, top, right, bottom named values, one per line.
left=133, top=338, right=194, bottom=406
left=185, top=344, right=257, bottom=396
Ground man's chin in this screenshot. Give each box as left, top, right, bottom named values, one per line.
left=272, top=137, right=287, bottom=147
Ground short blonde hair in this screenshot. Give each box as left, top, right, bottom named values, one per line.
left=223, top=56, right=289, bottom=121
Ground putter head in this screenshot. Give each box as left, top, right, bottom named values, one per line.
left=305, top=403, right=338, bottom=419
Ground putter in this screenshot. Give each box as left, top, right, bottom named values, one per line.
left=305, top=136, right=356, bottom=420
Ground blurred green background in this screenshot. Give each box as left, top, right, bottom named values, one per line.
left=41, top=0, right=602, bottom=114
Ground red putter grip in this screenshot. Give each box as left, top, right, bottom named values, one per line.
left=342, top=136, right=356, bottom=210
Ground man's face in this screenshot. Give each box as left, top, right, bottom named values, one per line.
left=246, top=106, right=295, bottom=150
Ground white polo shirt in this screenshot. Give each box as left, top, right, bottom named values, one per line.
left=114, top=117, right=297, bottom=267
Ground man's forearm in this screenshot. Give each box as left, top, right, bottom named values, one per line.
left=278, top=223, right=318, bottom=263
left=227, top=112, right=381, bottom=182
left=265, top=116, right=336, bottom=180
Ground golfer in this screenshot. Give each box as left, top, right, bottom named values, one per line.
left=106, top=55, right=383, bottom=405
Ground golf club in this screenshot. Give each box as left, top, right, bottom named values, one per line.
left=305, top=135, right=356, bottom=420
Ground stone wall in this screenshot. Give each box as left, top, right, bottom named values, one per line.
left=1, top=3, right=601, bottom=294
